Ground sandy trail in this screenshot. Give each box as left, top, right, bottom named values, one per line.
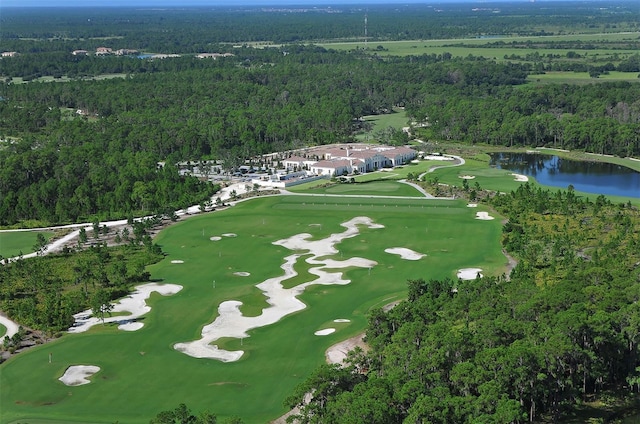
left=174, top=217, right=383, bottom=362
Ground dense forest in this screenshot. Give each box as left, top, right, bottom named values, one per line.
left=1, top=4, right=640, bottom=421
left=286, top=186, right=640, bottom=423
left=2, top=1, right=638, bottom=49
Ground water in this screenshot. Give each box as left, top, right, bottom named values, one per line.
left=489, top=152, right=640, bottom=198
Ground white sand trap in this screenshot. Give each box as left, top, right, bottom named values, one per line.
left=118, top=321, right=144, bottom=331
left=58, top=365, right=100, bottom=386
left=210, top=236, right=222, bottom=241
left=334, top=319, right=351, bottom=323
left=459, top=175, right=475, bottom=179
left=512, top=173, right=529, bottom=182
left=457, top=268, right=483, bottom=280
left=475, top=211, right=494, bottom=220
left=315, top=328, right=336, bottom=336
left=0, top=313, right=20, bottom=340
left=222, top=233, right=237, bottom=237
left=69, top=283, right=183, bottom=333
left=234, top=272, right=251, bottom=277
left=467, top=203, right=478, bottom=208
left=385, top=247, right=425, bottom=261
left=171, top=260, right=184, bottom=264
left=174, top=216, right=383, bottom=362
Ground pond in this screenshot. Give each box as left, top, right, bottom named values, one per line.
left=489, top=152, right=640, bottom=198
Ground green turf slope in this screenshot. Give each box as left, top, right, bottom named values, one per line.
left=0, top=195, right=505, bottom=424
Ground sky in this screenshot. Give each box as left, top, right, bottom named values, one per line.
left=5, top=0, right=412, bottom=7
left=0, top=0, right=566, bottom=8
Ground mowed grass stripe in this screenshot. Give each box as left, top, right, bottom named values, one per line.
left=0, top=195, right=505, bottom=424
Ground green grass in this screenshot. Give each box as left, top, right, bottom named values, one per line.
left=0, top=231, right=53, bottom=258
left=527, top=71, right=640, bottom=85
left=291, top=180, right=422, bottom=197
left=355, top=108, right=409, bottom=141
left=0, top=195, right=506, bottom=424
left=318, top=33, right=639, bottom=62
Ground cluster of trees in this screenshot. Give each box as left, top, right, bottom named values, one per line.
left=286, top=185, right=640, bottom=423
left=0, top=48, right=531, bottom=226
left=2, top=2, right=638, bottom=50
left=408, top=81, right=640, bottom=157
left=0, top=220, right=165, bottom=333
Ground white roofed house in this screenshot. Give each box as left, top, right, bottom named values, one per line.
left=310, top=159, right=352, bottom=176
left=380, top=146, right=417, bottom=166
left=282, top=156, right=314, bottom=172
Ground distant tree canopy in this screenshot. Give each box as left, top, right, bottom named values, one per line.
left=286, top=185, right=640, bottom=423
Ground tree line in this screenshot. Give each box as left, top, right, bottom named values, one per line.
left=285, top=185, right=640, bottom=423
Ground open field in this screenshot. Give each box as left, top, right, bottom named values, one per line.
left=0, top=194, right=505, bottom=424
left=318, top=33, right=639, bottom=62
left=0, top=231, right=53, bottom=259
left=287, top=179, right=423, bottom=197
left=527, top=71, right=640, bottom=84
left=354, top=108, right=409, bottom=141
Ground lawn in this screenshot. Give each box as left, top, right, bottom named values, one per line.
left=0, top=194, right=506, bottom=424
left=290, top=179, right=423, bottom=197
left=319, top=33, right=639, bottom=62
left=527, top=71, right=640, bottom=85
left=355, top=108, right=409, bottom=141
left=0, top=231, right=53, bottom=259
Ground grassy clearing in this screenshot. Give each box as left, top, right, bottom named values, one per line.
left=0, top=195, right=505, bottom=424
left=354, top=108, right=409, bottom=141
left=527, top=71, right=640, bottom=84
left=0, top=231, right=53, bottom=258
left=319, top=33, right=639, bottom=61
left=293, top=180, right=423, bottom=197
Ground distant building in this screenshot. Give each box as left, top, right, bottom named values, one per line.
left=196, top=53, right=235, bottom=59
left=95, top=47, right=112, bottom=55
left=72, top=50, right=89, bottom=56
left=1, top=51, right=18, bottom=57
left=115, top=49, right=139, bottom=56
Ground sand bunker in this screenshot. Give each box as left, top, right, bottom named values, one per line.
left=210, top=236, right=222, bottom=241
left=233, top=272, right=251, bottom=277
left=315, top=328, right=336, bottom=336
left=222, top=233, right=237, bottom=238
left=0, top=314, right=20, bottom=340
left=512, top=173, right=529, bottom=182
left=333, top=319, right=351, bottom=323
left=385, top=247, right=425, bottom=261
left=58, top=365, right=100, bottom=386
left=475, top=212, right=495, bottom=220
left=174, top=216, right=383, bottom=362
left=118, top=321, right=144, bottom=331
left=171, top=260, right=184, bottom=264
left=69, top=283, right=183, bottom=333
left=457, top=268, right=483, bottom=280
left=467, top=203, right=478, bottom=208
left=459, top=175, right=476, bottom=179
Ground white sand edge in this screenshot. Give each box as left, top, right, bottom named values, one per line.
left=0, top=313, right=20, bottom=339
left=385, top=247, right=425, bottom=261
left=68, top=283, right=183, bottom=333
left=511, top=173, right=529, bottom=182
left=475, top=211, right=495, bottom=220
left=58, top=365, right=100, bottom=386
left=315, top=328, right=336, bottom=336
left=458, top=268, right=483, bottom=280
left=174, top=216, right=383, bottom=362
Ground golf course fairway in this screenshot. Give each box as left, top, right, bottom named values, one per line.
left=0, top=194, right=506, bottom=423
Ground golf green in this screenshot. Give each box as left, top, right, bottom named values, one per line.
left=0, top=195, right=505, bottom=424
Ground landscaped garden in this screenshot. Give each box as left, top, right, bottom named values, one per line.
left=0, top=194, right=506, bottom=423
